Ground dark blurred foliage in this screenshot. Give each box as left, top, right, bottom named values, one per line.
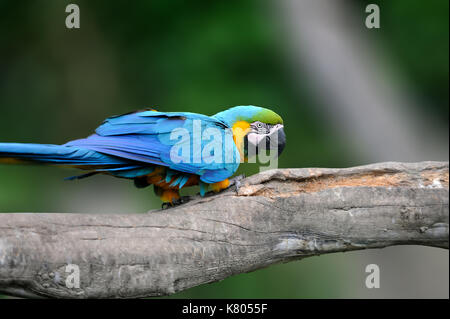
left=0, top=0, right=447, bottom=298
left=359, top=0, right=449, bottom=118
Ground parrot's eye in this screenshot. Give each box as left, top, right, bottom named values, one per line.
left=251, top=122, right=269, bottom=134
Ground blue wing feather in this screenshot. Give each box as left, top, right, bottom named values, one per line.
left=64, top=111, right=240, bottom=183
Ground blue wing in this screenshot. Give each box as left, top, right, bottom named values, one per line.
left=64, top=110, right=240, bottom=183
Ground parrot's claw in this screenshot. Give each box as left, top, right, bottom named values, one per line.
left=197, top=174, right=246, bottom=197
left=174, top=195, right=191, bottom=205
left=229, top=174, right=245, bottom=192
left=161, top=202, right=171, bottom=210
left=161, top=196, right=191, bottom=210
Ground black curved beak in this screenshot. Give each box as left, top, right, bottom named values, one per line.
left=244, top=124, right=286, bottom=158
left=277, top=126, right=286, bottom=157
left=264, top=124, right=286, bottom=157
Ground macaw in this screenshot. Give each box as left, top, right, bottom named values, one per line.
left=0, top=105, right=285, bottom=204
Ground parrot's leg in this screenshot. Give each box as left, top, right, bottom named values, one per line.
left=160, top=189, right=180, bottom=202
left=154, top=186, right=181, bottom=209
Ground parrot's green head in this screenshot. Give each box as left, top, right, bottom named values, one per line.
left=213, top=105, right=286, bottom=159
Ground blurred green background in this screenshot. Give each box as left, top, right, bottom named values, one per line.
left=0, top=0, right=448, bottom=298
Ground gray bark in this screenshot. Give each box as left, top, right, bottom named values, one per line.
left=0, top=161, right=448, bottom=298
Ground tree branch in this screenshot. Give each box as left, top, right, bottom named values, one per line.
left=0, top=161, right=448, bottom=298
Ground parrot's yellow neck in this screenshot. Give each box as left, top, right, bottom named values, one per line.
left=232, top=121, right=251, bottom=161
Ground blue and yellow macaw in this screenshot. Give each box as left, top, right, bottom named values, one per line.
left=0, top=105, right=285, bottom=203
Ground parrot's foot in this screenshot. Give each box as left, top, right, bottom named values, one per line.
left=205, top=174, right=245, bottom=196
left=161, top=196, right=191, bottom=210
left=228, top=174, right=245, bottom=192
left=197, top=175, right=246, bottom=197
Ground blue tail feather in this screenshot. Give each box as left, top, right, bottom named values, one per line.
left=0, top=143, right=127, bottom=165
left=0, top=142, right=151, bottom=179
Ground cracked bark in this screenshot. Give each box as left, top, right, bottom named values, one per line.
left=0, top=161, right=448, bottom=298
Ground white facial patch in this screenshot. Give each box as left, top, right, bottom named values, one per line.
left=247, top=132, right=267, bottom=146
left=247, top=124, right=284, bottom=148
